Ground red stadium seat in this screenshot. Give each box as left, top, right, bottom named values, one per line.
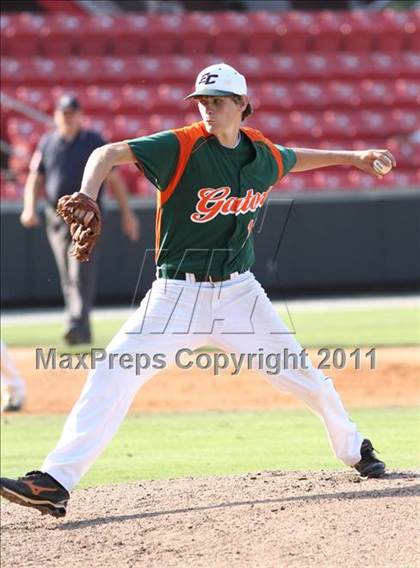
left=11, top=57, right=99, bottom=86
left=326, top=80, right=361, bottom=108
left=393, top=78, right=420, bottom=107
left=366, top=53, right=401, bottom=79
left=312, top=170, right=351, bottom=191
left=79, top=15, right=121, bottom=56
left=211, top=12, right=250, bottom=54
left=2, top=13, right=46, bottom=57
left=2, top=28, right=40, bottom=57
left=15, top=86, right=55, bottom=114
left=155, top=84, right=190, bottom=112
left=356, top=109, right=396, bottom=138
left=310, top=11, right=348, bottom=53
left=145, top=14, right=183, bottom=55
left=38, top=14, right=86, bottom=56
left=111, top=14, right=149, bottom=56
left=253, top=83, right=294, bottom=112
left=180, top=13, right=217, bottom=55
left=321, top=111, right=356, bottom=139
left=120, top=85, right=155, bottom=114
left=0, top=14, right=19, bottom=36
left=346, top=170, right=377, bottom=190
left=375, top=10, right=418, bottom=52
left=98, top=57, right=140, bottom=84
left=288, top=111, right=322, bottom=139
left=84, top=86, right=122, bottom=114
left=292, top=81, right=330, bottom=110
left=386, top=138, right=420, bottom=169
left=246, top=12, right=284, bottom=54
left=1, top=58, right=35, bottom=85
left=148, top=55, right=202, bottom=84
left=149, top=114, right=184, bottom=133
left=113, top=115, right=149, bottom=140
left=7, top=117, right=46, bottom=141
left=248, top=113, right=292, bottom=140
left=131, top=56, right=162, bottom=84
left=391, top=109, right=419, bottom=134
left=399, top=52, right=420, bottom=78
left=229, top=55, right=269, bottom=81
left=334, top=53, right=370, bottom=79
left=276, top=11, right=316, bottom=53
left=295, top=54, right=333, bottom=80
left=359, top=79, right=395, bottom=107
left=380, top=168, right=419, bottom=188
left=342, top=10, right=379, bottom=52
left=247, top=54, right=297, bottom=81
left=279, top=171, right=317, bottom=192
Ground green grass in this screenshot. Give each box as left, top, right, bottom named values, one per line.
left=1, top=306, right=419, bottom=350
left=282, top=307, right=419, bottom=347
left=1, top=408, right=418, bottom=489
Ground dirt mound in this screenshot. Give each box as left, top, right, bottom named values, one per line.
left=1, top=470, right=419, bottom=567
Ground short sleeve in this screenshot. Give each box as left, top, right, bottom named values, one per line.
left=127, top=130, right=180, bottom=191
left=275, top=144, right=297, bottom=176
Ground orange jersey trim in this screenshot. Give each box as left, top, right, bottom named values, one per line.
left=155, top=122, right=210, bottom=258
left=241, top=126, right=285, bottom=183
left=161, top=122, right=210, bottom=206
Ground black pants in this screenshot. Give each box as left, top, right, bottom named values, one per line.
left=45, top=206, right=100, bottom=340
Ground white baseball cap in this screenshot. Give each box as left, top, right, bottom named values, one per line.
left=184, top=63, right=247, bottom=100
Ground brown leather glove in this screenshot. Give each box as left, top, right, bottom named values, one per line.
left=56, top=192, right=101, bottom=262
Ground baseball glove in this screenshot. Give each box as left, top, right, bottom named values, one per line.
left=56, top=192, right=101, bottom=262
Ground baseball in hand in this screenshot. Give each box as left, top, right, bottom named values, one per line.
left=373, top=155, right=393, bottom=175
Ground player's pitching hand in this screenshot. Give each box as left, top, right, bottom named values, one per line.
left=351, top=149, right=397, bottom=179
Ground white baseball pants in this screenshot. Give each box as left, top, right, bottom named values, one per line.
left=42, top=272, right=363, bottom=491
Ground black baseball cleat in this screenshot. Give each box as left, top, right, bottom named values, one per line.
left=0, top=471, right=70, bottom=518
left=354, top=439, right=386, bottom=478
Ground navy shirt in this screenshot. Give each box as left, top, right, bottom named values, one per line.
left=34, top=129, right=106, bottom=206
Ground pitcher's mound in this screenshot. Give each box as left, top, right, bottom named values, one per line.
left=1, top=470, right=419, bottom=567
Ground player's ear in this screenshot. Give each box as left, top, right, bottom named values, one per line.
left=240, top=96, right=249, bottom=112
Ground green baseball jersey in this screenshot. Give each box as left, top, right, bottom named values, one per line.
left=128, top=121, right=296, bottom=278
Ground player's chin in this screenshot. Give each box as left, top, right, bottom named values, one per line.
left=203, top=121, right=219, bottom=133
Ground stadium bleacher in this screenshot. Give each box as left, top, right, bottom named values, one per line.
left=1, top=9, right=419, bottom=198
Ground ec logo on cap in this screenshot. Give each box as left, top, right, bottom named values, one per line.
left=198, top=73, right=219, bottom=86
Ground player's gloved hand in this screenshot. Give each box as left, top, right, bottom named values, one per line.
left=56, top=192, right=101, bottom=262
left=351, top=149, right=397, bottom=179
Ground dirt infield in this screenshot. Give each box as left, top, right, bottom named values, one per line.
left=7, top=346, right=420, bottom=414
left=1, top=470, right=419, bottom=568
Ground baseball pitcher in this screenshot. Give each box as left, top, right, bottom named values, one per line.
left=1, top=63, right=396, bottom=518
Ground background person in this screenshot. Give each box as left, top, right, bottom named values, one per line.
left=20, top=95, right=140, bottom=345
left=1, top=341, right=26, bottom=413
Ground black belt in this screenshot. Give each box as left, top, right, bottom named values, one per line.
left=157, top=268, right=243, bottom=283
